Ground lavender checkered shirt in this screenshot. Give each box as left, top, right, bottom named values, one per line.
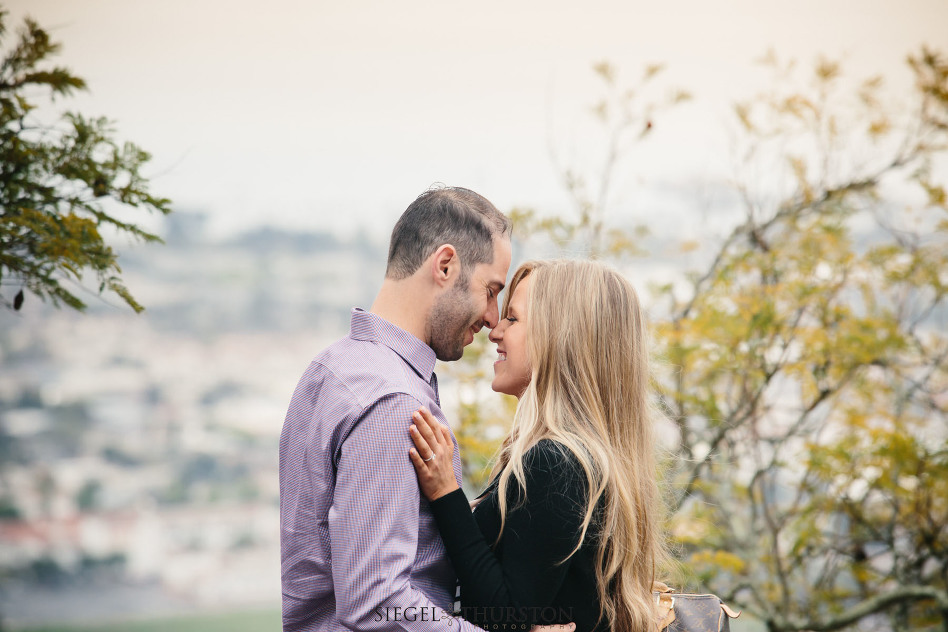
left=280, top=309, right=478, bottom=632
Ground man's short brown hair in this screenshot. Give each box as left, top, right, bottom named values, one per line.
left=385, top=186, right=511, bottom=281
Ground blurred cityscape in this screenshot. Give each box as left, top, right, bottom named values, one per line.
left=0, top=213, right=386, bottom=628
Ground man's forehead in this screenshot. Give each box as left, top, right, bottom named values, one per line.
left=484, top=237, right=512, bottom=286
left=475, top=262, right=506, bottom=287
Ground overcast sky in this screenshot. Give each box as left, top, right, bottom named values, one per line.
left=5, top=0, right=947, bottom=240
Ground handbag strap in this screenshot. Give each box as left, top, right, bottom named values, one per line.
left=655, top=592, right=677, bottom=629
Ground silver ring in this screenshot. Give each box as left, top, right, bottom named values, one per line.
left=423, top=454, right=435, bottom=462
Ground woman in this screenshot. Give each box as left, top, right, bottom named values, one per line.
left=408, top=259, right=669, bottom=632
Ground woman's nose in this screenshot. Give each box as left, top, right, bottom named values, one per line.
left=488, top=325, right=503, bottom=342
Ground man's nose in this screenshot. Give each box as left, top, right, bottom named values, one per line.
left=484, top=299, right=499, bottom=329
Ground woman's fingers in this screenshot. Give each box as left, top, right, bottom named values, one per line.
left=408, top=407, right=460, bottom=501
left=408, top=446, right=426, bottom=470
left=418, top=407, right=438, bottom=424
left=413, top=408, right=444, bottom=455
left=438, top=422, right=452, bottom=446
left=409, top=423, right=434, bottom=461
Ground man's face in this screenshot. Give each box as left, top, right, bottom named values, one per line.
left=427, top=237, right=512, bottom=361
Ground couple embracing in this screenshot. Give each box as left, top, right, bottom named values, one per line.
left=280, top=187, right=668, bottom=632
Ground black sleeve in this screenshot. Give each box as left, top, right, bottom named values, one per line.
left=428, top=440, right=588, bottom=617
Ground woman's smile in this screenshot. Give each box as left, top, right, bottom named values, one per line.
left=489, top=275, right=532, bottom=398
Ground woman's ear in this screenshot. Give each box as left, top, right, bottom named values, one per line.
left=430, top=244, right=459, bottom=287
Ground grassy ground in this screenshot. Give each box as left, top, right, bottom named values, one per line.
left=20, top=608, right=281, bottom=632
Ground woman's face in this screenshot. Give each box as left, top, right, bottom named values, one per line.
left=489, top=275, right=532, bottom=398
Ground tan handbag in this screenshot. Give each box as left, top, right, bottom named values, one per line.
left=653, top=582, right=741, bottom=632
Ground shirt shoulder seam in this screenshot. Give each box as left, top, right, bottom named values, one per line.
left=312, top=358, right=427, bottom=413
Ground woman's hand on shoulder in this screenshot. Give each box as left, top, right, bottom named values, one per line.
left=408, top=407, right=460, bottom=501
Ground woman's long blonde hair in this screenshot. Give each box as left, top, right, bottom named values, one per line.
left=489, top=259, right=669, bottom=631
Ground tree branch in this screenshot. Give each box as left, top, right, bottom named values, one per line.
left=773, top=585, right=948, bottom=632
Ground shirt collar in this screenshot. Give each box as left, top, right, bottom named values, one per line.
left=349, top=308, right=437, bottom=382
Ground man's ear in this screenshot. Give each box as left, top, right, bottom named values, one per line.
left=430, top=244, right=459, bottom=288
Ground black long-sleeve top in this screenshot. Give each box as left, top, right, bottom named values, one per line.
left=429, top=439, right=608, bottom=632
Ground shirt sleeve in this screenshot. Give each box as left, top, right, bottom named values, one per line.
left=428, top=440, right=589, bottom=623
left=329, top=392, right=482, bottom=632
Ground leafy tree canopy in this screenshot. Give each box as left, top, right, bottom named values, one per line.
left=458, top=50, right=948, bottom=631
left=0, top=8, right=170, bottom=313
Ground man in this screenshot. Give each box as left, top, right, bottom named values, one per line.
left=280, top=186, right=512, bottom=631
